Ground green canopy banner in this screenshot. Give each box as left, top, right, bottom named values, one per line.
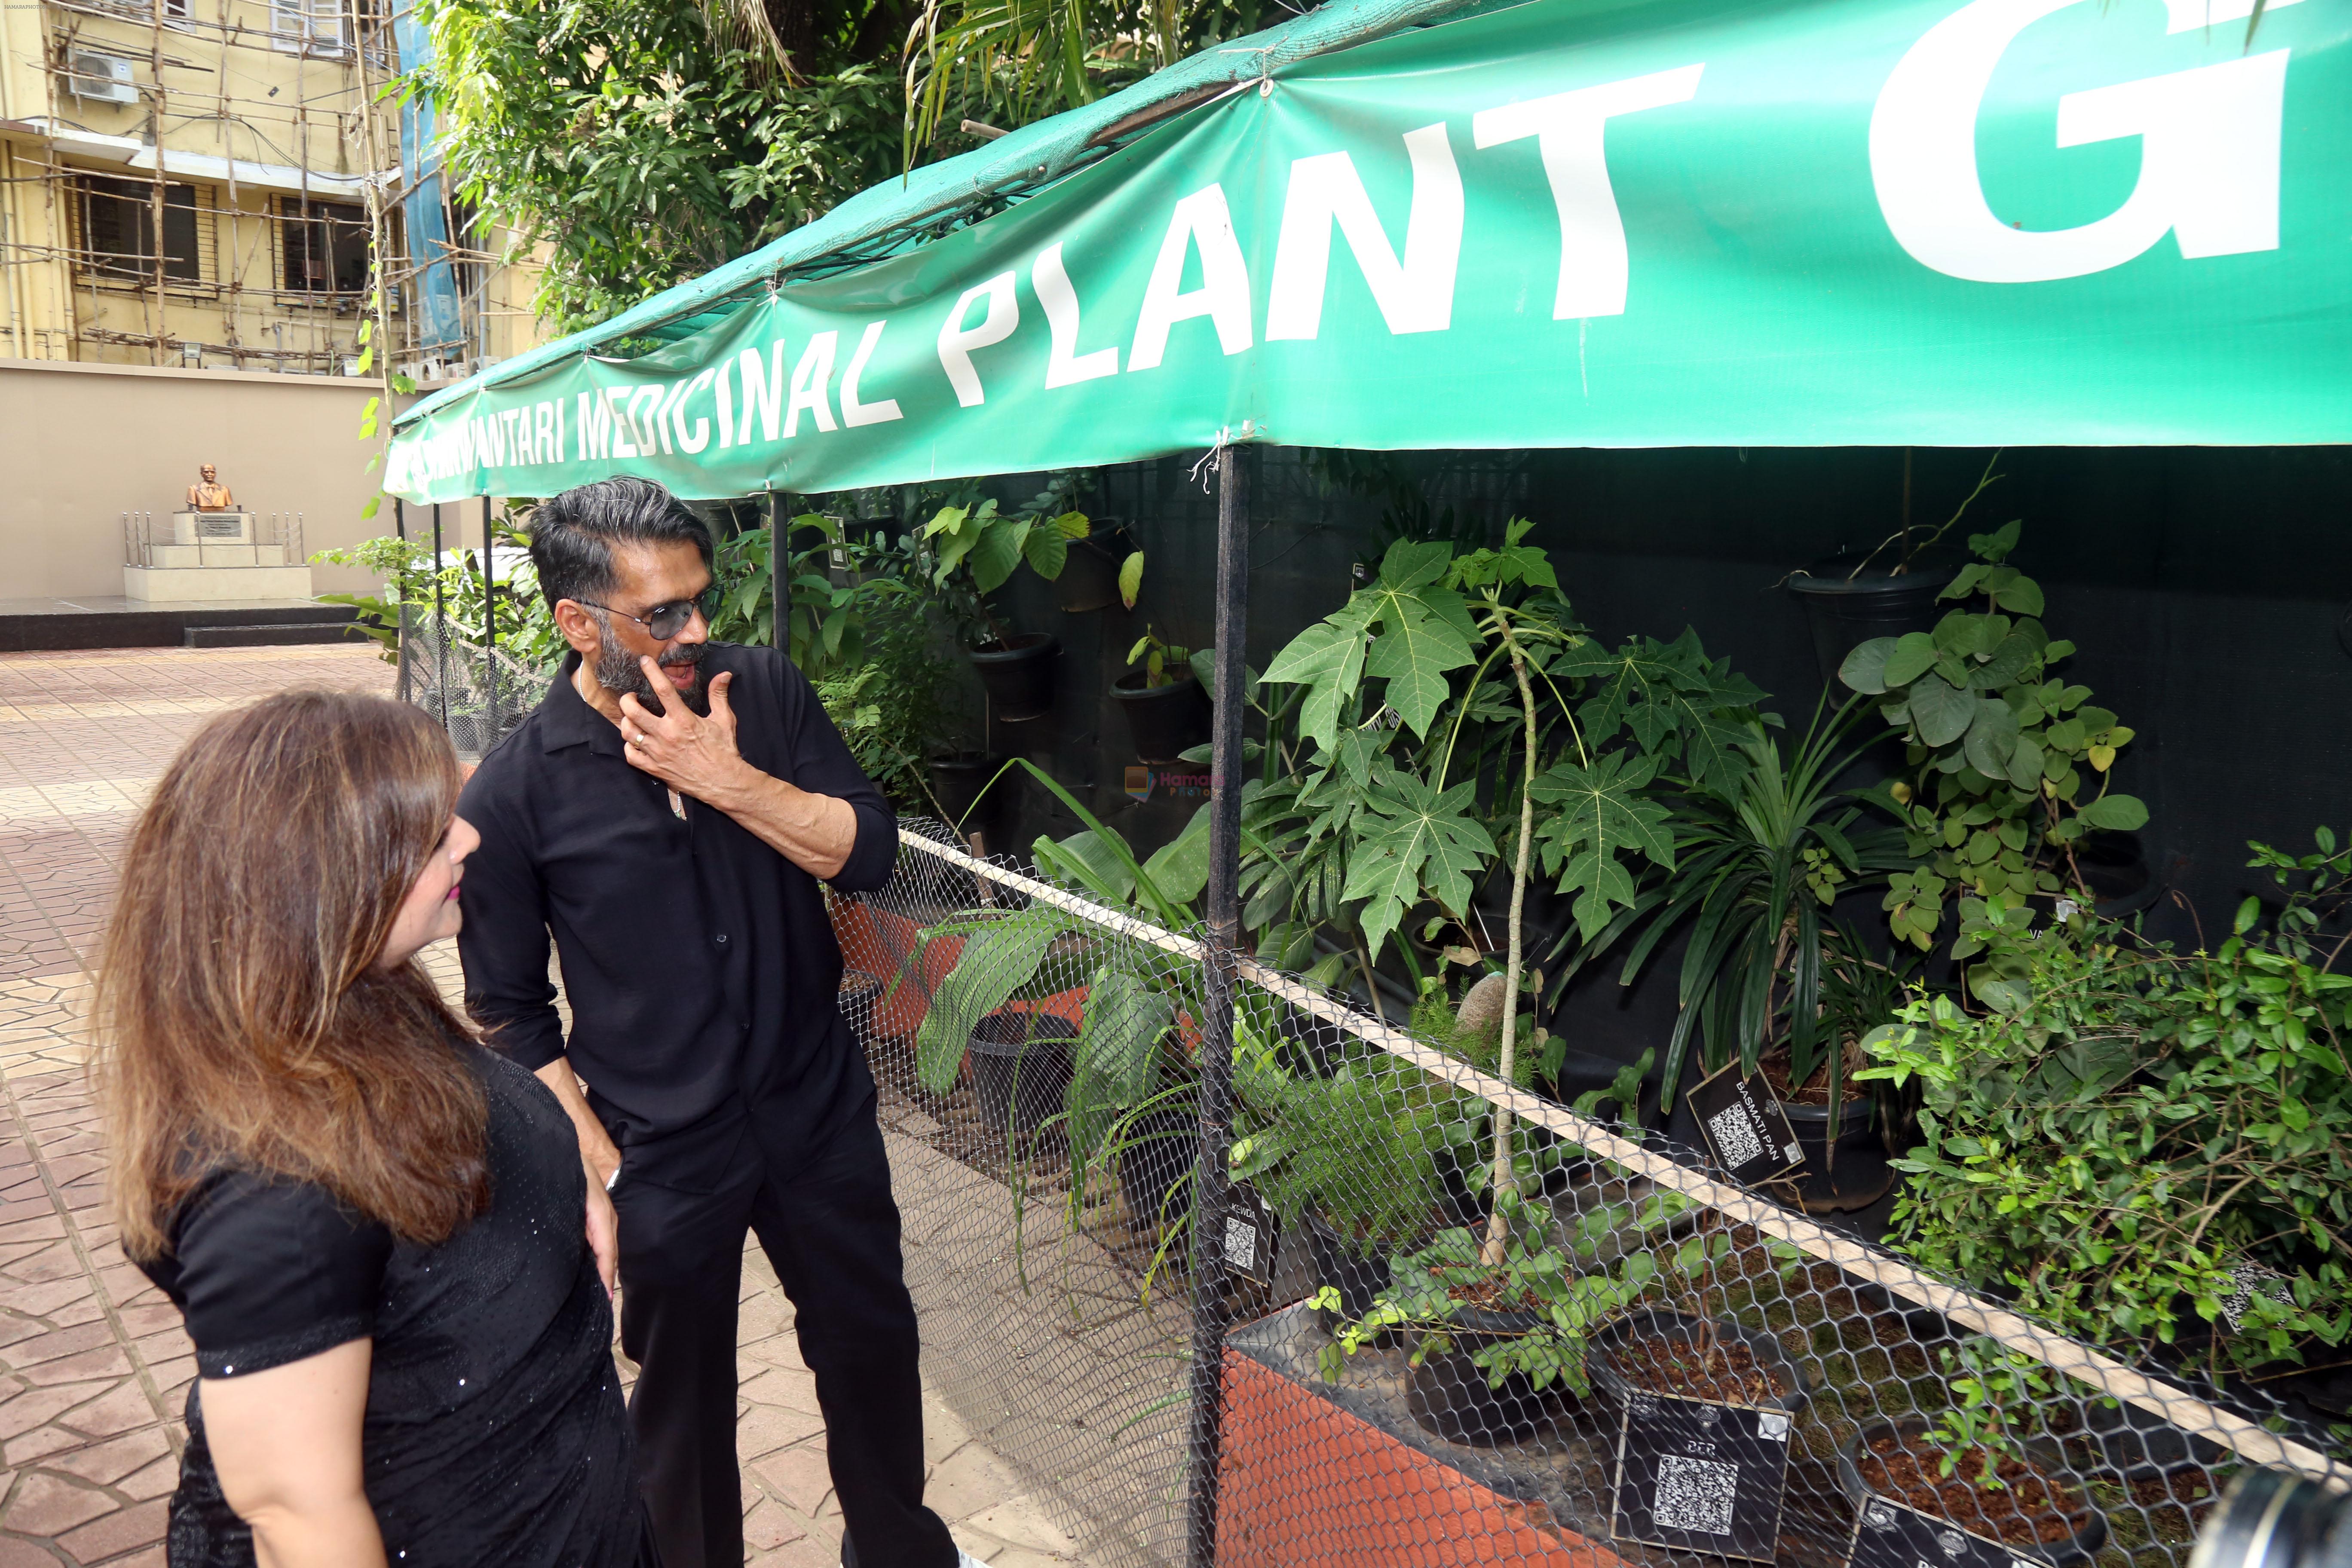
left=386, top=0, right=2352, bottom=503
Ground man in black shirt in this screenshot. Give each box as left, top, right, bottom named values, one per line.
left=456, top=477, right=966, bottom=1568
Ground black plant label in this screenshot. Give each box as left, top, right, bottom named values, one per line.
left=1224, top=1181, right=1276, bottom=1284
left=1611, top=1390, right=1792, bottom=1561
left=1687, top=1064, right=1802, bottom=1185
left=1847, top=1492, right=2043, bottom=1568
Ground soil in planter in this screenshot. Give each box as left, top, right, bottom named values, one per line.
left=1614, top=1331, right=1787, bottom=1406
left=1856, top=1428, right=2094, bottom=1552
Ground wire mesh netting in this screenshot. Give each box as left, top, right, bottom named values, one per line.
left=398, top=610, right=552, bottom=758
left=838, top=822, right=2350, bottom=1568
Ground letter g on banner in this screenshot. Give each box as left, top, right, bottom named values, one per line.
left=1871, top=0, right=2303, bottom=283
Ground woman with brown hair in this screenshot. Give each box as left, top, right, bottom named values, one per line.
left=96, top=689, right=646, bottom=1568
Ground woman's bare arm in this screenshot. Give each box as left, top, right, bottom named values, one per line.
left=200, top=1338, right=384, bottom=1568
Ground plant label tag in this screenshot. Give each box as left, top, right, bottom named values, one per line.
left=1224, top=1182, right=1276, bottom=1284
left=1847, top=1493, right=2035, bottom=1568
left=1686, top=1064, right=1802, bottom=1185
left=1611, top=1390, right=1790, bottom=1562
left=2216, top=1258, right=2293, bottom=1334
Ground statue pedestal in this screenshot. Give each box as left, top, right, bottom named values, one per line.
left=173, top=510, right=253, bottom=544
left=124, top=512, right=312, bottom=601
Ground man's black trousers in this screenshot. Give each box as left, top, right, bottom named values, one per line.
left=611, top=1101, right=956, bottom=1568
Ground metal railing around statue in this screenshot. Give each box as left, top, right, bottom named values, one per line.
left=397, top=607, right=551, bottom=760
left=836, top=821, right=2350, bottom=1568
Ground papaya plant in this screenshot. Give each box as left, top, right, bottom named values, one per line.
left=1838, top=521, right=2144, bottom=959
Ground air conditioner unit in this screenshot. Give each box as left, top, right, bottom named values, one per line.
left=66, top=52, right=138, bottom=105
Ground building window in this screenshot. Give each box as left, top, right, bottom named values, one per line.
left=270, top=0, right=349, bottom=56
left=279, top=197, right=370, bottom=293
left=78, top=176, right=200, bottom=282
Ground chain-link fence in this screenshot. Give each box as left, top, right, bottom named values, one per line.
left=398, top=609, right=551, bottom=759
left=837, top=822, right=2350, bottom=1568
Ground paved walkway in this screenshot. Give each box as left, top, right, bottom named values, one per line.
left=0, top=645, right=1082, bottom=1567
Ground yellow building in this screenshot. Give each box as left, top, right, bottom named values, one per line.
left=0, top=0, right=542, bottom=375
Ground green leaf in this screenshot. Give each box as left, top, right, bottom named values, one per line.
left=1021, top=520, right=1068, bottom=581
left=966, top=518, right=1024, bottom=594
left=1883, top=631, right=1939, bottom=687
left=1340, top=774, right=1494, bottom=960
left=1531, top=750, right=1677, bottom=940
left=1963, top=698, right=2021, bottom=779
left=1908, top=674, right=1975, bottom=747
left=913, top=907, right=1068, bottom=1094
left=2074, top=793, right=2148, bottom=832
left=1840, top=637, right=1896, bottom=695
left=1377, top=539, right=1452, bottom=590
left=1968, top=631, right=2039, bottom=691
left=2004, top=733, right=2044, bottom=790
left=1141, top=804, right=1213, bottom=905
left=1079, top=965, right=1174, bottom=1107
left=1051, top=510, right=1090, bottom=540
left=1993, top=576, right=2046, bottom=616
left=360, top=493, right=381, bottom=520
left=1118, top=551, right=1144, bottom=609
left=1261, top=620, right=1367, bottom=755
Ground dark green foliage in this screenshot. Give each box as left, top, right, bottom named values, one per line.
left=411, top=0, right=905, bottom=333
left=1861, top=830, right=2352, bottom=1379
left=1840, top=522, right=2144, bottom=959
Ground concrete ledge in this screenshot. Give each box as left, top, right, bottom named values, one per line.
left=123, top=564, right=315, bottom=602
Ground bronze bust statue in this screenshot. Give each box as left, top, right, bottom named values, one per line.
left=186, top=464, right=235, bottom=513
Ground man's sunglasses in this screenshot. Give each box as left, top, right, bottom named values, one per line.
left=577, top=586, right=721, bottom=642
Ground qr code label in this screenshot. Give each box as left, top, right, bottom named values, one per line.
left=1707, top=1104, right=1764, bottom=1169
left=1654, top=1453, right=1739, bottom=1536
left=1223, top=1215, right=1257, bottom=1268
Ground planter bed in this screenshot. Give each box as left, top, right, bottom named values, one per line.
left=1223, top=1304, right=1625, bottom=1568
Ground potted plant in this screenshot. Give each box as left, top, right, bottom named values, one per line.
left=967, top=1008, right=1079, bottom=1144
left=1110, top=628, right=1210, bottom=763
left=1052, top=518, right=1141, bottom=614
left=1230, top=1011, right=1484, bottom=1333
left=1856, top=827, right=2352, bottom=1427
left=1786, top=452, right=2002, bottom=689
left=1837, top=519, right=2145, bottom=966
left=1838, top=1337, right=2107, bottom=1568
left=1317, top=1186, right=1721, bottom=1449
left=1586, top=1303, right=1813, bottom=1560
left=1543, top=696, right=1915, bottom=1210
left=921, top=478, right=1093, bottom=721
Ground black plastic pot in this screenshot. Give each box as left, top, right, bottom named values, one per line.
left=2077, top=830, right=2162, bottom=921
left=1110, top=671, right=1210, bottom=764
left=926, top=751, right=1011, bottom=841
left=968, top=633, right=1060, bottom=722
left=967, top=1011, right=1076, bottom=1140
left=1055, top=533, right=1124, bottom=613
left=1787, top=561, right=1962, bottom=691
left=1780, top=1093, right=1893, bottom=1214
left=1839, top=1419, right=2109, bottom=1567
left=1115, top=1109, right=1196, bottom=1238
left=1469, top=864, right=1574, bottom=955
left=1404, top=1307, right=1569, bottom=1447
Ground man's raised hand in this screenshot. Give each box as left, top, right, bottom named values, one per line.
left=616, top=658, right=749, bottom=805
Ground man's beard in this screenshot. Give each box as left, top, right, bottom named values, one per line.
left=595, top=638, right=709, bottom=717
